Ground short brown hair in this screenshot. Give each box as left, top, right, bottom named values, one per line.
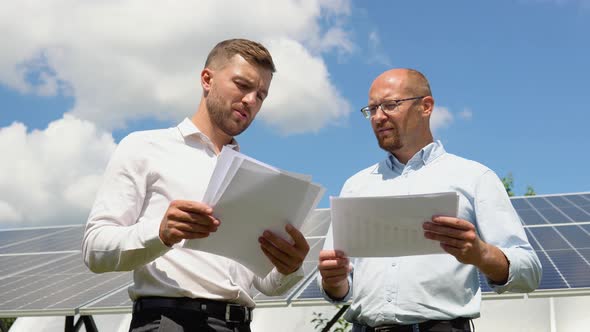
left=205, top=38, right=276, bottom=73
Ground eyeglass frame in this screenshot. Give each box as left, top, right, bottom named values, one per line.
left=360, top=96, right=428, bottom=119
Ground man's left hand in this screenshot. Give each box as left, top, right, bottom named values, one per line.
left=259, top=224, right=310, bottom=275
left=422, top=216, right=487, bottom=266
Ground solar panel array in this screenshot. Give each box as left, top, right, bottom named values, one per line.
left=489, top=193, right=590, bottom=292
left=293, top=193, right=590, bottom=304
left=0, top=225, right=132, bottom=317
left=0, top=210, right=331, bottom=317
left=0, top=193, right=589, bottom=317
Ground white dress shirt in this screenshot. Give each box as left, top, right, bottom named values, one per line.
left=83, top=118, right=303, bottom=307
left=320, top=141, right=541, bottom=326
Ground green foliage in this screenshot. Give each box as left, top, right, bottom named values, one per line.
left=0, top=317, right=16, bottom=331
left=524, top=185, right=536, bottom=196
left=502, top=173, right=536, bottom=197
left=311, top=307, right=351, bottom=332
left=502, top=173, right=515, bottom=197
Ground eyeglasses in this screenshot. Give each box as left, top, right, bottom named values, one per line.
left=360, top=96, right=427, bottom=119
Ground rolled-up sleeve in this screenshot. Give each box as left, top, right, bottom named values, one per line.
left=474, top=170, right=542, bottom=293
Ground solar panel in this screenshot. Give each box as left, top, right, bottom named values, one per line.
left=0, top=253, right=132, bottom=317
left=1, top=194, right=590, bottom=317
left=0, top=253, right=74, bottom=277
left=290, top=193, right=590, bottom=304
left=79, top=287, right=133, bottom=315
left=512, top=194, right=590, bottom=226
left=0, top=225, right=132, bottom=318
left=0, top=225, right=83, bottom=254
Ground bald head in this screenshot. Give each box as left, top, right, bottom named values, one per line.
left=367, top=68, right=435, bottom=163
left=372, top=68, right=431, bottom=98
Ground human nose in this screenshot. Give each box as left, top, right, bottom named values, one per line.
left=372, top=105, right=388, bottom=121
left=242, top=91, right=258, bottom=106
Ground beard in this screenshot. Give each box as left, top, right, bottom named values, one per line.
left=375, top=127, right=403, bottom=153
left=206, top=89, right=253, bottom=137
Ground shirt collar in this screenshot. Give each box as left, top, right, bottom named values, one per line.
left=177, top=118, right=239, bottom=151
left=387, top=140, right=445, bottom=172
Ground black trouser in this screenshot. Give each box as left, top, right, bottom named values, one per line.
left=130, top=297, right=252, bottom=332
left=352, top=317, right=472, bottom=332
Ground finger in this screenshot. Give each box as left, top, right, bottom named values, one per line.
left=422, top=222, right=469, bottom=239
left=261, top=244, right=294, bottom=274
left=168, top=208, right=220, bottom=228
left=424, top=231, right=465, bottom=249
left=169, top=219, right=218, bottom=234
left=259, top=236, right=299, bottom=266
left=318, top=258, right=349, bottom=270
left=171, top=200, right=213, bottom=215
left=162, top=227, right=212, bottom=243
left=285, top=224, right=309, bottom=252
left=319, top=250, right=347, bottom=261
left=319, top=267, right=350, bottom=279
left=262, top=230, right=302, bottom=259
left=322, top=274, right=349, bottom=284
left=431, top=216, right=474, bottom=230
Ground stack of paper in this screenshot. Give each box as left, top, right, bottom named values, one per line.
left=330, top=192, right=459, bottom=257
left=183, top=147, right=325, bottom=277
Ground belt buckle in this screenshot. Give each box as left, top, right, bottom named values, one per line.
left=374, top=327, right=398, bottom=332
left=225, top=303, right=248, bottom=323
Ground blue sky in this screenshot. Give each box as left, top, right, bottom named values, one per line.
left=1, top=0, right=589, bottom=228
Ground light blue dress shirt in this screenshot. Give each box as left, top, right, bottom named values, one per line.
left=320, top=141, right=541, bottom=327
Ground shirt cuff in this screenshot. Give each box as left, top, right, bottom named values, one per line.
left=487, top=247, right=517, bottom=293
left=271, top=266, right=305, bottom=295
left=142, top=222, right=172, bottom=256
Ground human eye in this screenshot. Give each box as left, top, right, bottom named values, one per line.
left=234, top=80, right=249, bottom=90
left=382, top=101, right=399, bottom=111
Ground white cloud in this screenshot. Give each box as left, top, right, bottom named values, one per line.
left=430, top=106, right=453, bottom=132
left=459, top=107, right=473, bottom=120
left=367, top=30, right=392, bottom=67
left=0, top=0, right=355, bottom=133
left=0, top=116, right=116, bottom=227
left=261, top=39, right=351, bottom=134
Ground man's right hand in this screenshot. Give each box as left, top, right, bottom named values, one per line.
left=318, top=249, right=351, bottom=300
left=159, top=200, right=220, bottom=247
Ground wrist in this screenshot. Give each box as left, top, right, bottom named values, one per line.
left=322, top=279, right=349, bottom=300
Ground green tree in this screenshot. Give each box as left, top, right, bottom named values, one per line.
left=502, top=173, right=515, bottom=197
left=524, top=185, right=536, bottom=196
left=311, top=306, right=351, bottom=332
left=0, top=318, right=16, bottom=331
left=502, top=173, right=535, bottom=197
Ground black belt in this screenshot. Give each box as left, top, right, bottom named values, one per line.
left=353, top=317, right=471, bottom=332
left=133, top=297, right=253, bottom=323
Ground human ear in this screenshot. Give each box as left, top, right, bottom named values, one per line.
left=421, top=96, right=434, bottom=117
left=201, top=68, right=213, bottom=93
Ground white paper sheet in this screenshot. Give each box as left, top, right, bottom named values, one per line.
left=183, top=148, right=325, bottom=277
left=330, top=192, right=459, bottom=257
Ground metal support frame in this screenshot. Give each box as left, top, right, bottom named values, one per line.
left=322, top=305, right=350, bottom=332
left=64, top=315, right=99, bottom=332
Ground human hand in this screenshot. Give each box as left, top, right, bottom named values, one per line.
left=258, top=224, right=310, bottom=275
left=159, top=200, right=220, bottom=247
left=318, top=249, right=351, bottom=299
left=423, top=215, right=486, bottom=266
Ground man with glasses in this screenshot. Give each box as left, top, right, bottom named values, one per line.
left=318, top=68, right=541, bottom=332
